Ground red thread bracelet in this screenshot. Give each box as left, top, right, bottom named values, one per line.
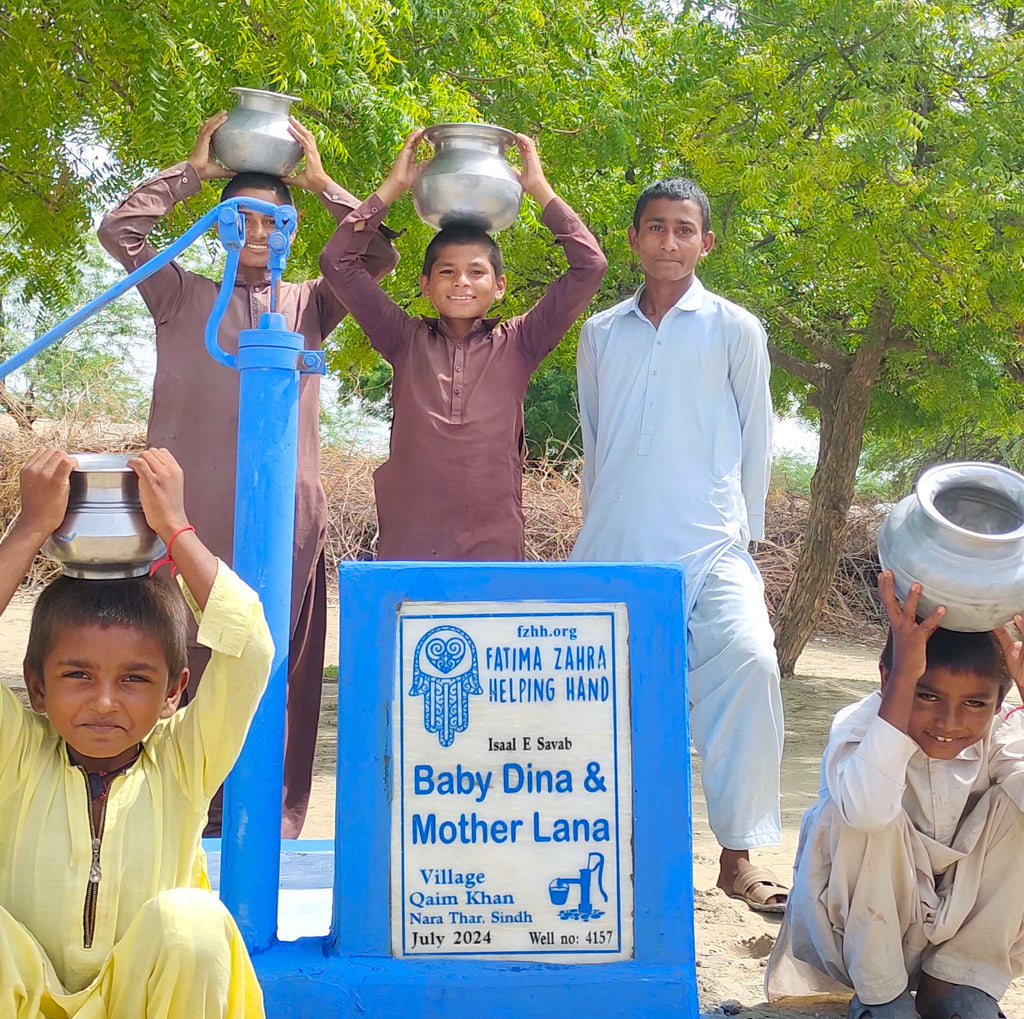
left=148, top=524, right=196, bottom=577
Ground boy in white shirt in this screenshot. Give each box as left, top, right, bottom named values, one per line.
left=570, top=176, right=785, bottom=911
left=767, top=572, right=1024, bottom=1019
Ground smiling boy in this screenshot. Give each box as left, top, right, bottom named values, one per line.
left=570, top=177, right=785, bottom=912
left=767, top=573, right=1024, bottom=1019
left=0, top=446, right=272, bottom=1017
left=319, top=129, right=607, bottom=560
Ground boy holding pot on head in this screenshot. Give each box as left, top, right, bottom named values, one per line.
left=319, top=128, right=607, bottom=560
left=98, top=110, right=398, bottom=837
left=767, top=574, right=1024, bottom=1019
left=569, top=177, right=786, bottom=912
left=0, top=446, right=272, bottom=1018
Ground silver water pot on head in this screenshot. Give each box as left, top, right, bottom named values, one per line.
left=211, top=87, right=303, bottom=177
left=878, top=461, right=1024, bottom=631
left=413, top=123, right=523, bottom=232
left=43, top=454, right=165, bottom=580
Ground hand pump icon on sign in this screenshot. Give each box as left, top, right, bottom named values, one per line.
left=549, top=852, right=608, bottom=921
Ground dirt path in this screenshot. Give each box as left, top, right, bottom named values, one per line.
left=2, top=600, right=1020, bottom=1016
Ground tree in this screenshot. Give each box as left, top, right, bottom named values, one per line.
left=5, top=0, right=1024, bottom=670
left=720, top=3, right=1024, bottom=672
left=628, top=1, right=1024, bottom=672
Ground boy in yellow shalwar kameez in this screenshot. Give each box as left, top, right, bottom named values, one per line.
left=0, top=446, right=272, bottom=1018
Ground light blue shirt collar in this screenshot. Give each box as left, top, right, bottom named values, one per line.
left=624, top=276, right=706, bottom=321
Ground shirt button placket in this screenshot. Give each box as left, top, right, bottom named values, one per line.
left=452, top=346, right=465, bottom=424
left=639, top=333, right=661, bottom=457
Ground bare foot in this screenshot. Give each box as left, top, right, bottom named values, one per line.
left=716, top=849, right=788, bottom=910
left=915, top=972, right=955, bottom=1017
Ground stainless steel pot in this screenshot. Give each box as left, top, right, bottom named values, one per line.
left=413, top=123, right=523, bottom=231
left=211, top=87, right=302, bottom=177
left=877, top=461, right=1024, bottom=631
left=43, top=454, right=165, bottom=580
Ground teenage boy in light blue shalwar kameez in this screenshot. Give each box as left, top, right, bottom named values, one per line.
left=570, top=177, right=786, bottom=913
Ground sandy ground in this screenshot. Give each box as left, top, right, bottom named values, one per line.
left=2, top=598, right=1021, bottom=1017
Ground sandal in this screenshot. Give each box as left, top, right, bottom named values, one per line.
left=728, top=866, right=789, bottom=914
left=847, top=991, right=917, bottom=1019
left=919, top=985, right=1006, bottom=1019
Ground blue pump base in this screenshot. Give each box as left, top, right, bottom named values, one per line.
left=255, top=942, right=694, bottom=1017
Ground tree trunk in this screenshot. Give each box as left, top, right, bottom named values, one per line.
left=772, top=306, right=892, bottom=676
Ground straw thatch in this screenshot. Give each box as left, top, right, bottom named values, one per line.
left=1, top=425, right=885, bottom=640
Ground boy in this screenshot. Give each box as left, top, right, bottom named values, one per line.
left=767, top=573, right=1024, bottom=1019
left=319, top=128, right=607, bottom=559
left=0, top=446, right=272, bottom=1017
left=569, top=177, right=786, bottom=911
left=98, top=112, right=398, bottom=836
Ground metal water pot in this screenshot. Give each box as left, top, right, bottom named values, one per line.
left=211, top=87, right=302, bottom=177
left=413, top=123, right=523, bottom=231
left=43, top=454, right=165, bottom=580
left=877, top=461, right=1024, bottom=631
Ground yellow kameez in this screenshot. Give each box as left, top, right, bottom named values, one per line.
left=0, top=564, right=274, bottom=1018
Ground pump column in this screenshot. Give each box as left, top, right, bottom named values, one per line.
left=220, top=310, right=325, bottom=952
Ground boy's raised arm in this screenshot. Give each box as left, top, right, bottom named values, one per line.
left=825, top=573, right=946, bottom=831
left=129, top=448, right=217, bottom=609
left=0, top=448, right=76, bottom=617
left=130, top=448, right=275, bottom=797
left=282, top=116, right=400, bottom=333
left=96, top=113, right=231, bottom=325
left=318, top=130, right=425, bottom=363
left=509, top=135, right=607, bottom=370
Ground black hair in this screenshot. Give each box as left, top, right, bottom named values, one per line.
left=422, top=224, right=503, bottom=278
left=24, top=575, right=189, bottom=685
left=633, top=177, right=711, bottom=234
left=221, top=172, right=293, bottom=207
left=880, top=626, right=1013, bottom=698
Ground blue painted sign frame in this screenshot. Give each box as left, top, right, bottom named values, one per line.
left=254, top=561, right=697, bottom=1018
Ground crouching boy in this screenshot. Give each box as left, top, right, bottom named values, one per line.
left=766, top=572, right=1024, bottom=1019
left=0, top=447, right=272, bottom=1018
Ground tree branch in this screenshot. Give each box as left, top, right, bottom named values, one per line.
left=906, top=235, right=954, bottom=275
left=768, top=341, right=824, bottom=386
left=778, top=310, right=852, bottom=370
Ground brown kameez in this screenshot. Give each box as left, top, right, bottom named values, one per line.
left=98, top=162, right=398, bottom=835
left=319, top=192, right=607, bottom=561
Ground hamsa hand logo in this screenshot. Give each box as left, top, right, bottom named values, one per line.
left=410, top=625, right=482, bottom=747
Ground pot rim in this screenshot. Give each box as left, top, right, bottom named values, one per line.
left=423, top=122, right=518, bottom=150
left=228, top=86, right=301, bottom=105
left=916, top=460, right=1024, bottom=542
left=69, top=452, right=134, bottom=473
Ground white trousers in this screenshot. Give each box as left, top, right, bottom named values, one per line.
left=767, top=788, right=1024, bottom=1005
left=687, top=547, right=784, bottom=849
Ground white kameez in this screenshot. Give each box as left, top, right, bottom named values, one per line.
left=570, top=278, right=783, bottom=849
left=767, top=695, right=1024, bottom=1005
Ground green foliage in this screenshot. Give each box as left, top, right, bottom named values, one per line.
left=772, top=451, right=892, bottom=504
left=0, top=236, right=150, bottom=421
left=523, top=364, right=582, bottom=460
left=4, top=0, right=1024, bottom=471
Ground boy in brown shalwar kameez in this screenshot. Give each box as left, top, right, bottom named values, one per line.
left=319, top=129, right=607, bottom=560
left=98, top=112, right=398, bottom=836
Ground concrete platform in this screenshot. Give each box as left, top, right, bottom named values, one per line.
left=203, top=838, right=333, bottom=942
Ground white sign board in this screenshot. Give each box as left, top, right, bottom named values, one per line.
left=391, top=602, right=633, bottom=962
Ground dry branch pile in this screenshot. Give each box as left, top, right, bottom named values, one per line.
left=1, top=426, right=884, bottom=640
left=756, top=488, right=885, bottom=640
